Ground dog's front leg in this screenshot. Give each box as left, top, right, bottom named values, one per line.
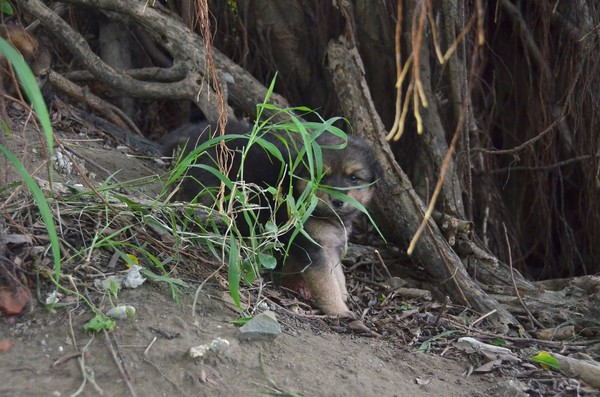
left=301, top=259, right=353, bottom=318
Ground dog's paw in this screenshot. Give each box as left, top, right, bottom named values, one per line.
left=318, top=301, right=356, bottom=319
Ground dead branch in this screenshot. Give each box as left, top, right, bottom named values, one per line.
left=48, top=70, right=141, bottom=135
left=21, top=0, right=197, bottom=99
left=19, top=0, right=291, bottom=121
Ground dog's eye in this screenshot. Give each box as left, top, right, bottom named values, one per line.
left=348, top=174, right=360, bottom=183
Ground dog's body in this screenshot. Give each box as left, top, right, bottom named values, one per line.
left=164, top=120, right=381, bottom=316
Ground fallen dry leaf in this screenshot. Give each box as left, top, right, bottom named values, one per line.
left=0, top=339, right=13, bottom=353
left=474, top=358, right=503, bottom=373
left=0, top=286, right=31, bottom=315
left=5, top=234, right=33, bottom=245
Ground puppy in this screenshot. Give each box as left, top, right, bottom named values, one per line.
left=164, top=120, right=381, bottom=317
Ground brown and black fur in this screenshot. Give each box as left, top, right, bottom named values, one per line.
left=164, top=120, right=381, bottom=316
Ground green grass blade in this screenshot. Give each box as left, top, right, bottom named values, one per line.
left=0, top=144, right=61, bottom=281
left=227, top=235, right=242, bottom=310
left=0, top=37, right=60, bottom=280
left=0, top=37, right=53, bottom=159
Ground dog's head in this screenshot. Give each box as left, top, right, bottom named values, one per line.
left=294, top=133, right=382, bottom=219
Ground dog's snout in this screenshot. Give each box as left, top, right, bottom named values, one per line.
left=331, top=198, right=344, bottom=209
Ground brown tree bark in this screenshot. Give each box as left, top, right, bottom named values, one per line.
left=325, top=38, right=519, bottom=332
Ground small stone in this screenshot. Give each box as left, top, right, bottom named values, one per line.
left=238, top=310, right=281, bottom=341
left=106, top=305, right=136, bottom=320
left=189, top=337, right=230, bottom=359
left=209, top=337, right=230, bottom=352
left=189, top=344, right=210, bottom=359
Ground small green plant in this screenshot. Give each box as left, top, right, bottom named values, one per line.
left=0, top=0, right=13, bottom=15
left=417, top=329, right=464, bottom=352
left=529, top=351, right=561, bottom=370
left=83, top=314, right=116, bottom=333
left=394, top=303, right=415, bottom=312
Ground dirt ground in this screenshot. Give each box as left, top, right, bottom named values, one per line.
left=0, top=115, right=553, bottom=397
left=1, top=283, right=514, bottom=397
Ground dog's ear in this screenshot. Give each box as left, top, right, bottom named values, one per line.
left=162, top=122, right=213, bottom=156
left=372, top=157, right=384, bottom=183
left=223, top=118, right=253, bottom=134
left=346, top=135, right=384, bottom=184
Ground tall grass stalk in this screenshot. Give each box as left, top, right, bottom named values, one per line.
left=0, top=37, right=61, bottom=282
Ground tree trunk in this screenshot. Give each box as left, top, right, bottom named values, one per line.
left=326, top=38, right=519, bottom=333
